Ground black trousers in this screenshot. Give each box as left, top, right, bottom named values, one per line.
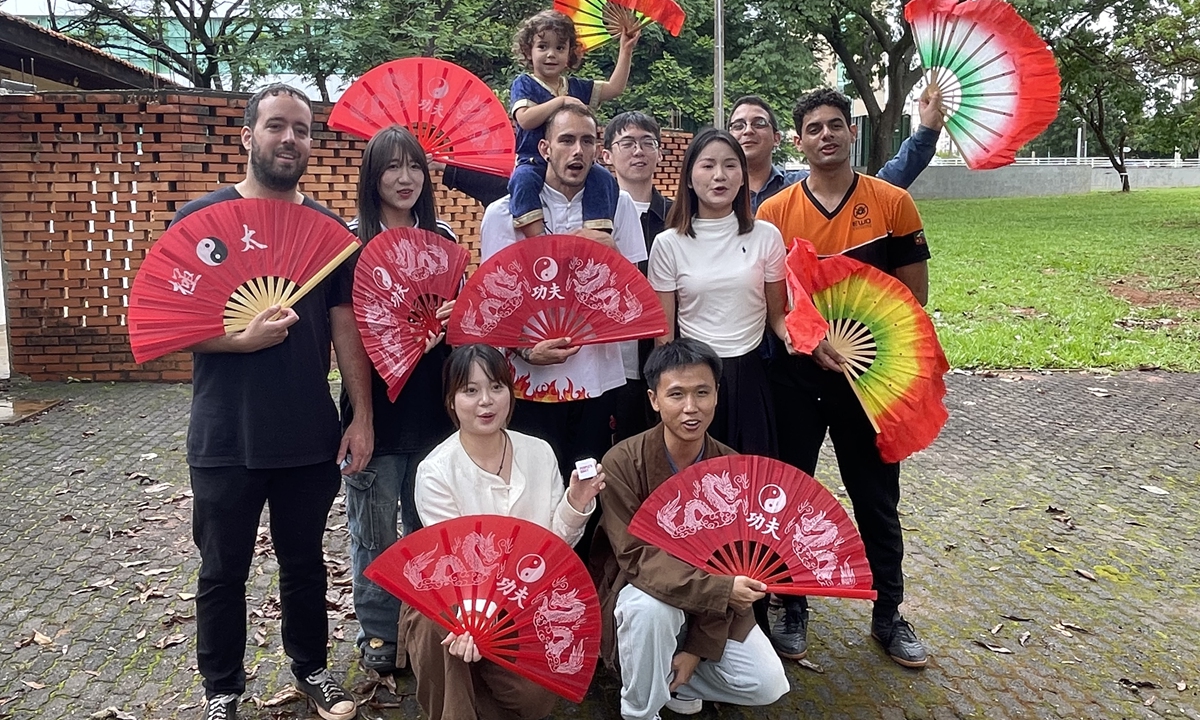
left=772, top=354, right=904, bottom=622
left=190, top=461, right=341, bottom=697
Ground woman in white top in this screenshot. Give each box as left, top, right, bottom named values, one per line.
left=648, top=128, right=789, bottom=456
left=401, top=343, right=606, bottom=720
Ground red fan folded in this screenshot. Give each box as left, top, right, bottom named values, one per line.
left=353, top=227, right=470, bottom=401
left=447, top=234, right=667, bottom=348
left=128, top=199, right=360, bottom=363
left=365, top=515, right=601, bottom=703
left=329, top=58, right=516, bottom=177
left=629, top=455, right=876, bottom=600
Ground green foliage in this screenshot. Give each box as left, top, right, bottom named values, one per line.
left=924, top=189, right=1200, bottom=371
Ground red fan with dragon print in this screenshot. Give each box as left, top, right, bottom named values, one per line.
left=628, top=455, right=876, bottom=600
left=365, top=515, right=602, bottom=703
left=329, top=57, right=516, bottom=176
left=446, top=234, right=667, bottom=348
left=128, top=198, right=360, bottom=363
left=353, top=227, right=470, bottom=401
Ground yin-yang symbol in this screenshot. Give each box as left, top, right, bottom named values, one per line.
left=515, top=553, right=546, bottom=584
left=759, top=484, right=787, bottom=514
left=373, top=266, right=393, bottom=291
left=196, top=237, right=228, bottom=266
left=428, top=78, right=450, bottom=99
left=533, top=257, right=558, bottom=283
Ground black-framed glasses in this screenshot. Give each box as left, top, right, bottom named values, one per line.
left=613, top=137, right=660, bottom=152
left=728, top=118, right=773, bottom=132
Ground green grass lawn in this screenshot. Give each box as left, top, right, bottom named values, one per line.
left=918, top=188, right=1200, bottom=371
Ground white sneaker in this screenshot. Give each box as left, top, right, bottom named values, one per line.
left=665, top=694, right=703, bottom=714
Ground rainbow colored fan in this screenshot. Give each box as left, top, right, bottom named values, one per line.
left=555, top=0, right=685, bottom=51
left=786, top=241, right=950, bottom=463
left=905, top=0, right=1060, bottom=170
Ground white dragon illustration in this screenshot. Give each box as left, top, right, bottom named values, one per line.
left=403, top=532, right=512, bottom=590
left=387, top=237, right=449, bottom=282
left=460, top=261, right=529, bottom=336
left=567, top=258, right=643, bottom=324
left=656, top=471, right=749, bottom=539
left=785, top=502, right=847, bottom=587
left=531, top=577, right=588, bottom=674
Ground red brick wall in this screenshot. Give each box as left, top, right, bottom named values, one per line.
left=0, top=89, right=692, bottom=382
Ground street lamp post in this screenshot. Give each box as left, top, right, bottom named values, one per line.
left=714, top=0, right=724, bottom=127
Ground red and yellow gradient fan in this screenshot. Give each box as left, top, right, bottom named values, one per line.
left=628, top=455, right=876, bottom=600
left=786, top=241, right=950, bottom=463
left=128, top=199, right=360, bottom=363
left=365, top=515, right=601, bottom=703
left=329, top=58, right=516, bottom=176
left=353, top=228, right=470, bottom=401
left=905, top=0, right=1060, bottom=170
left=555, top=0, right=685, bottom=51
left=447, top=234, right=667, bottom=348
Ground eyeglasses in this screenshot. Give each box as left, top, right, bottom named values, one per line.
left=728, top=118, right=773, bottom=132
left=612, top=137, right=660, bottom=152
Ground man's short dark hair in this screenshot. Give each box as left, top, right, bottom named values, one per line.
left=244, top=83, right=311, bottom=130
left=644, top=338, right=723, bottom=392
left=730, top=95, right=779, bottom=131
left=792, top=88, right=852, bottom=129
left=544, top=103, right=598, bottom=138
left=603, top=111, right=661, bottom=148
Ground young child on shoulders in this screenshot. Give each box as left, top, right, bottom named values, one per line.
left=509, top=9, right=639, bottom=236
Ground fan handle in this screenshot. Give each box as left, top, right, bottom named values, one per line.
left=841, top=364, right=881, bottom=434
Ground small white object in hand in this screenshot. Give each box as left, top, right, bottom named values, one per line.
left=575, top=457, right=598, bottom=480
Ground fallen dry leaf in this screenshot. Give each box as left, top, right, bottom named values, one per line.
left=33, top=631, right=53, bottom=646
left=972, top=639, right=1013, bottom=654
left=1075, top=568, right=1097, bottom=582
left=1042, top=545, right=1068, bottom=554
left=21, top=680, right=46, bottom=690
left=1060, top=621, right=1090, bottom=633
left=155, top=634, right=186, bottom=649
left=1086, top=387, right=1112, bottom=397
left=1052, top=623, right=1074, bottom=638
left=1046, top=505, right=1067, bottom=515
left=178, top=592, right=196, bottom=601
left=987, top=566, right=1002, bottom=572
left=1019, top=632, right=1031, bottom=647
left=990, top=623, right=1003, bottom=635
left=1140, top=485, right=1169, bottom=495
left=1144, top=696, right=1157, bottom=707
left=797, top=658, right=824, bottom=673
left=87, top=708, right=136, bottom=720
left=138, top=568, right=173, bottom=577
left=1000, top=614, right=1033, bottom=622
left=1008, top=504, right=1029, bottom=511
left=139, top=452, right=158, bottom=460
left=261, top=686, right=305, bottom=707
left=1118, top=678, right=1160, bottom=692
left=135, top=629, right=146, bottom=641
left=1178, top=681, right=1187, bottom=691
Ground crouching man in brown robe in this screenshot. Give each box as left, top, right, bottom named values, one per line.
left=589, top=338, right=790, bottom=720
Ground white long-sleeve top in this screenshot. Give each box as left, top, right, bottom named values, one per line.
left=414, top=429, right=595, bottom=547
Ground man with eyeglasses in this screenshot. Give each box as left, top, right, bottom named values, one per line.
left=602, top=111, right=673, bottom=441
left=729, top=93, right=945, bottom=212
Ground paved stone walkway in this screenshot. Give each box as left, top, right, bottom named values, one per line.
left=0, top=371, right=1198, bottom=720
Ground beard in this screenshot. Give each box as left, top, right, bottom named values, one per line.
left=249, top=138, right=307, bottom=192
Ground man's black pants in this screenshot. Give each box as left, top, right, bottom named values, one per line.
left=190, top=461, right=340, bottom=697
left=772, top=354, right=904, bottom=623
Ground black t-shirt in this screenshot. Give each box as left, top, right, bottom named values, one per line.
left=339, top=218, right=457, bottom=455
left=173, top=186, right=354, bottom=469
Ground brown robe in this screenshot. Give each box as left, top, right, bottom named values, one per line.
left=589, top=424, right=757, bottom=669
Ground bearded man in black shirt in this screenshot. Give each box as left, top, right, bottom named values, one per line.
left=174, top=83, right=373, bottom=720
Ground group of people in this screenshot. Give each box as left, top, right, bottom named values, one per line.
left=180, top=9, right=947, bottom=720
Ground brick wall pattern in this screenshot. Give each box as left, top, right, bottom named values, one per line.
left=0, top=90, right=693, bottom=381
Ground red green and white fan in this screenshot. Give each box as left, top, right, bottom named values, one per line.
left=353, top=227, right=470, bottom=401
left=905, top=0, right=1060, bottom=169
left=786, top=240, right=950, bottom=463
left=555, top=0, right=685, bottom=51
left=365, top=515, right=602, bottom=703
left=447, top=234, right=667, bottom=348
left=128, top=199, right=360, bottom=363
left=329, top=58, right=516, bottom=177
left=628, top=455, right=876, bottom=600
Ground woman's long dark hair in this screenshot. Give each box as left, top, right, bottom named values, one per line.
left=355, top=126, right=444, bottom=242
left=664, top=127, right=754, bottom=238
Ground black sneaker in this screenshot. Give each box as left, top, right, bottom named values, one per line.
left=203, top=694, right=238, bottom=720
left=295, top=668, right=357, bottom=720
left=871, top=613, right=928, bottom=668
left=359, top=638, right=399, bottom=674
left=769, top=604, right=808, bottom=660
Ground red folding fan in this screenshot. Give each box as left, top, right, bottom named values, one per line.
left=446, top=234, right=667, bottom=348
left=556, top=0, right=686, bottom=51
left=354, top=227, right=470, bottom=401
left=905, top=0, right=1060, bottom=169
left=364, top=515, right=601, bottom=703
left=329, top=58, right=516, bottom=177
left=628, top=455, right=876, bottom=600
left=786, top=240, right=950, bottom=463
left=128, top=199, right=360, bottom=363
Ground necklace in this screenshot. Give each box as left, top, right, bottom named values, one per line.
left=467, top=431, right=508, bottom=476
